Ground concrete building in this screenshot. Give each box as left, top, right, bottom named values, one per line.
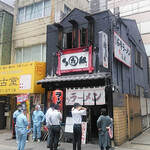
left=11, top=0, right=89, bottom=64
left=0, top=1, right=13, bottom=65
left=108, top=0, right=150, bottom=57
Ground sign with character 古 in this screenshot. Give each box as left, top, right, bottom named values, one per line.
left=66, top=87, right=105, bottom=105
left=114, top=31, right=131, bottom=67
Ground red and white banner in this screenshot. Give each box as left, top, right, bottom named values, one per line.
left=82, top=122, right=87, bottom=144
left=66, top=87, right=105, bottom=105
left=17, top=93, right=29, bottom=104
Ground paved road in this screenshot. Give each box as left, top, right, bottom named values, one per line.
left=0, top=129, right=150, bottom=150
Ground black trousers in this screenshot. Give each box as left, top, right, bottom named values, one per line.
left=47, top=125, right=52, bottom=147
left=73, top=124, right=82, bottom=150
left=49, top=125, right=60, bottom=150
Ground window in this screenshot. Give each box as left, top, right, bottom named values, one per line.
left=80, top=28, right=88, bottom=47
left=15, top=44, right=46, bottom=63
left=135, top=85, right=140, bottom=96
left=120, top=0, right=150, bottom=17
left=17, top=0, right=51, bottom=24
left=140, top=21, right=150, bottom=34
left=135, top=49, right=143, bottom=68
left=144, top=44, right=150, bottom=56
left=64, top=5, right=71, bottom=15
left=18, top=7, right=25, bottom=24
left=140, top=87, right=145, bottom=97
left=66, top=32, right=72, bottom=49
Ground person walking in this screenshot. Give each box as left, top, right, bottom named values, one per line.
left=45, top=103, right=55, bottom=148
left=71, top=103, right=87, bottom=150
left=13, top=104, right=22, bottom=143
left=16, top=109, right=29, bottom=150
left=97, top=108, right=112, bottom=150
left=32, top=105, right=44, bottom=142
left=49, top=104, right=62, bottom=150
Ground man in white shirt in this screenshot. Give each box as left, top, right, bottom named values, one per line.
left=71, top=103, right=87, bottom=150
left=49, top=104, right=62, bottom=150
left=45, top=103, right=55, bottom=148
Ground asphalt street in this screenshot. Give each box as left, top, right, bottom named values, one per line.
left=0, top=129, right=150, bottom=150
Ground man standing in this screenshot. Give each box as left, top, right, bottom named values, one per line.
left=45, top=103, right=55, bottom=148
left=49, top=104, right=62, bottom=150
left=16, top=109, right=29, bottom=150
left=72, top=103, right=87, bottom=150
left=32, top=105, right=44, bottom=142
left=13, top=104, right=22, bottom=143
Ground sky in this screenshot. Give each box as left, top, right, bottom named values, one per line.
left=1, top=0, right=15, bottom=7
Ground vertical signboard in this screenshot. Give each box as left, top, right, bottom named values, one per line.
left=114, top=31, right=131, bottom=67
left=99, top=31, right=108, bottom=68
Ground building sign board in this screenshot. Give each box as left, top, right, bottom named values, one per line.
left=0, top=62, right=46, bottom=95
left=99, top=31, right=108, bottom=68
left=56, top=46, right=94, bottom=75
left=114, top=31, right=131, bottom=67
left=66, top=87, right=105, bottom=105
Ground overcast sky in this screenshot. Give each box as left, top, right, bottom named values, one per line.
left=1, top=0, right=15, bottom=7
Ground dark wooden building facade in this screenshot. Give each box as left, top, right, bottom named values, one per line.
left=37, top=8, right=150, bottom=145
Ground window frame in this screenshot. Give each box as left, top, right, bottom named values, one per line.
left=17, top=0, right=51, bottom=24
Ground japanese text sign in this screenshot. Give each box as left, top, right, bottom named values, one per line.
left=0, top=62, right=46, bottom=95
left=99, top=31, right=108, bottom=68
left=66, top=87, right=105, bottom=105
left=82, top=122, right=87, bottom=144
left=114, top=32, right=131, bottom=67
left=56, top=46, right=94, bottom=75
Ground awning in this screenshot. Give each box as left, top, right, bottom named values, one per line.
left=36, top=72, right=111, bottom=84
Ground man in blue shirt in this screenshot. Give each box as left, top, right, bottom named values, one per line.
left=13, top=104, right=22, bottom=143
left=16, top=109, right=29, bottom=150
left=32, top=105, right=44, bottom=142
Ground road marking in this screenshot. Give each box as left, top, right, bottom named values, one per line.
left=0, top=144, right=16, bottom=149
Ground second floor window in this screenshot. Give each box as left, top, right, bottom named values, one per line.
left=135, top=49, right=143, bottom=68
left=17, top=0, right=51, bottom=24
left=15, top=44, right=46, bottom=63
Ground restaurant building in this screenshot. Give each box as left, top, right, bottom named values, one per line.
left=37, top=8, right=150, bottom=145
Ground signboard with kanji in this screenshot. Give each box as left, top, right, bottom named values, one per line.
left=114, top=31, right=131, bottom=67
left=99, top=31, right=108, bottom=68
left=66, top=87, right=105, bottom=105
left=56, top=46, right=94, bottom=75
left=0, top=62, right=46, bottom=95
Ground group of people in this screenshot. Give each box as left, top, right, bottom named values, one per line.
left=13, top=102, right=113, bottom=150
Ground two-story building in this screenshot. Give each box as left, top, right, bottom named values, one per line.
left=38, top=8, right=149, bottom=145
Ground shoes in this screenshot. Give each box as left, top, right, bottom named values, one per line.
left=16, top=141, right=18, bottom=143
left=26, top=140, right=28, bottom=143
left=47, top=146, right=50, bottom=148
left=32, top=139, right=35, bottom=142
left=37, top=139, right=40, bottom=142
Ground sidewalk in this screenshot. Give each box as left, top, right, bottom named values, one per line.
left=0, top=128, right=150, bottom=150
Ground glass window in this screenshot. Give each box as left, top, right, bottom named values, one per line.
left=132, top=3, right=138, bottom=14
left=144, top=44, right=150, bottom=56
left=23, top=47, right=31, bottom=62
left=120, top=5, right=132, bottom=16
left=18, top=7, right=25, bottom=24
left=25, top=5, right=32, bottom=22
left=15, top=44, right=46, bottom=63
left=16, top=49, right=22, bottom=63
left=31, top=45, right=41, bottom=61
left=139, top=0, right=150, bottom=12
left=42, top=44, right=46, bottom=62
left=44, top=0, right=51, bottom=16
left=136, top=85, right=140, bottom=96
left=34, top=2, right=42, bottom=19
left=140, top=21, right=150, bottom=34
left=64, top=5, right=71, bottom=15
